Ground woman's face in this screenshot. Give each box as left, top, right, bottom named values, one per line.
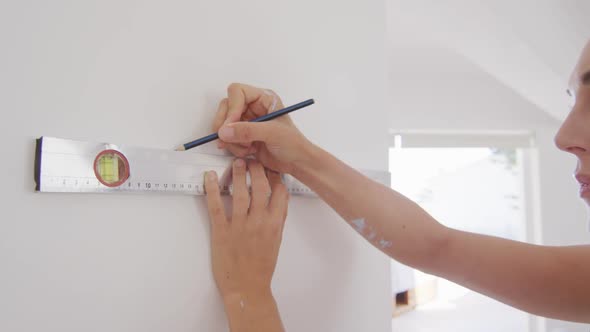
left=555, top=41, right=590, bottom=206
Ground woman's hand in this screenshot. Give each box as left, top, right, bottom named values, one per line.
left=213, top=83, right=314, bottom=174
left=204, top=158, right=288, bottom=332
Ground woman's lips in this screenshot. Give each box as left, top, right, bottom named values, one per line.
left=576, top=174, right=590, bottom=198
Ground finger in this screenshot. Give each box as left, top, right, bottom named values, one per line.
left=212, top=99, right=229, bottom=132
left=268, top=171, right=289, bottom=225
left=218, top=121, right=280, bottom=145
left=225, top=143, right=255, bottom=158
left=213, top=99, right=229, bottom=149
left=267, top=169, right=283, bottom=189
left=248, top=89, right=285, bottom=117
left=226, top=83, right=271, bottom=125
left=204, top=171, right=227, bottom=227
left=231, top=159, right=249, bottom=219
left=248, top=160, right=271, bottom=215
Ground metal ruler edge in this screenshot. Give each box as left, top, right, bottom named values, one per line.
left=35, top=136, right=390, bottom=196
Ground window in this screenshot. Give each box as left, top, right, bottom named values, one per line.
left=389, top=131, right=540, bottom=332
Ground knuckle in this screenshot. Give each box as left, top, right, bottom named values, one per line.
left=234, top=199, right=248, bottom=213
left=264, top=88, right=280, bottom=100
left=234, top=149, right=248, bottom=158
left=248, top=159, right=261, bottom=170
left=233, top=158, right=246, bottom=172
left=227, top=82, right=240, bottom=93
left=213, top=227, right=228, bottom=240
left=210, top=205, right=223, bottom=217
left=205, top=181, right=217, bottom=192
left=246, top=222, right=258, bottom=233
left=228, top=146, right=246, bottom=158
left=268, top=170, right=280, bottom=180
left=205, top=186, right=215, bottom=196
left=234, top=188, right=250, bottom=206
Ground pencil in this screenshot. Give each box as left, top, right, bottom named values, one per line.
left=175, top=98, right=314, bottom=151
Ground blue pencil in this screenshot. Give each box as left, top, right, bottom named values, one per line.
left=176, top=99, right=315, bottom=151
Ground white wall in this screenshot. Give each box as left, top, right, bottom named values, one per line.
left=388, top=45, right=589, bottom=331
left=0, top=1, right=392, bottom=331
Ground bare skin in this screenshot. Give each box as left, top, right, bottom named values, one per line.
left=205, top=41, right=590, bottom=330
left=204, top=159, right=289, bottom=332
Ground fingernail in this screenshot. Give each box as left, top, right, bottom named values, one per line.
left=206, top=171, right=217, bottom=181
left=234, top=159, right=245, bottom=168
left=219, top=126, right=235, bottom=140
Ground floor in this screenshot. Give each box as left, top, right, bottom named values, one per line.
left=392, top=280, right=529, bottom=332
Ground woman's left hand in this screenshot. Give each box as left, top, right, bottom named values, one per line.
left=204, top=158, right=289, bottom=304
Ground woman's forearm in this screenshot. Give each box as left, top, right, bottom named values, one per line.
left=292, top=143, right=590, bottom=322
left=292, top=143, right=451, bottom=272
left=439, top=231, right=590, bottom=322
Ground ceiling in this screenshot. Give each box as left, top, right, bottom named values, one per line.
left=388, top=0, right=590, bottom=120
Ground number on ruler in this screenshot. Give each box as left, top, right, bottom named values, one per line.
left=145, top=183, right=151, bottom=189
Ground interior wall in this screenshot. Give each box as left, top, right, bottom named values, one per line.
left=0, top=1, right=392, bottom=331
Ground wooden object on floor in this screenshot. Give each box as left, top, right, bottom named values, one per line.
left=393, top=289, right=417, bottom=317
left=393, top=277, right=438, bottom=317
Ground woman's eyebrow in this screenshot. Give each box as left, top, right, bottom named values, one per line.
left=582, top=70, right=590, bottom=86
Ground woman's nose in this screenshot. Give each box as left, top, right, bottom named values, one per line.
left=555, top=110, right=588, bottom=155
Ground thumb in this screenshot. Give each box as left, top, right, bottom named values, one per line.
left=218, top=121, right=279, bottom=145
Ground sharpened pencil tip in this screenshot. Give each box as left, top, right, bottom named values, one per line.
left=175, top=145, right=185, bottom=151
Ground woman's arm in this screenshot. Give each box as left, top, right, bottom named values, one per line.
left=215, top=83, right=590, bottom=323
left=293, top=144, right=590, bottom=323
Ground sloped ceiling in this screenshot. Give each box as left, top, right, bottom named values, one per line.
left=388, top=0, right=590, bottom=120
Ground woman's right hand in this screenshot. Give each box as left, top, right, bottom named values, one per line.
left=213, top=83, right=314, bottom=174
